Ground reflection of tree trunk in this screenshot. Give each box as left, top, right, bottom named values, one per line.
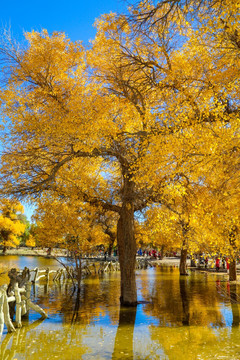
left=229, top=283, right=240, bottom=327
left=71, top=287, right=81, bottom=324
left=229, top=258, right=237, bottom=281
left=117, top=190, right=137, bottom=306
left=112, top=306, right=137, bottom=359
left=179, top=278, right=190, bottom=326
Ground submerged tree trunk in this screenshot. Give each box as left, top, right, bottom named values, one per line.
left=179, top=222, right=189, bottom=275
left=180, top=248, right=188, bottom=275
left=229, top=227, right=238, bottom=282
left=229, top=258, right=237, bottom=281
left=75, top=255, right=82, bottom=288
left=117, top=195, right=137, bottom=306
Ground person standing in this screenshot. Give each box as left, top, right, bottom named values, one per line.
left=216, top=257, right=220, bottom=272
left=226, top=258, right=229, bottom=273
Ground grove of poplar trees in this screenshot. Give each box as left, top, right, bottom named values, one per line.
left=0, top=0, right=239, bottom=304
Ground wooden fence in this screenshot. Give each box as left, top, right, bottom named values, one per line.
left=0, top=281, right=47, bottom=334
left=1, top=258, right=153, bottom=334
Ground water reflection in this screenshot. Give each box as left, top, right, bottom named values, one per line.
left=1, top=259, right=240, bottom=359
left=112, top=307, right=136, bottom=359
left=179, top=278, right=190, bottom=326
left=229, top=283, right=240, bottom=328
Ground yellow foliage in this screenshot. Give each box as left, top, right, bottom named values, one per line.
left=0, top=199, right=26, bottom=248
left=0, top=1, right=239, bottom=260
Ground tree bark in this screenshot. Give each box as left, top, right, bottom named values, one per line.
left=117, top=200, right=137, bottom=306
left=180, top=248, right=188, bottom=275
left=107, top=235, right=115, bottom=257
left=229, top=258, right=237, bottom=281
left=75, top=255, right=82, bottom=289
left=190, top=256, right=196, bottom=267
left=2, top=246, right=8, bottom=255
left=179, top=222, right=189, bottom=275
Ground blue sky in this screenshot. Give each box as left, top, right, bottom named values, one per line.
left=0, top=0, right=126, bottom=44
left=0, top=0, right=127, bottom=220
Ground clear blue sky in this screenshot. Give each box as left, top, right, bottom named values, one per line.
left=0, top=0, right=126, bottom=44
left=0, top=0, right=127, bottom=220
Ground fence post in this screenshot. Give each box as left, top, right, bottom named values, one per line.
left=14, top=284, right=22, bottom=328
left=0, top=290, right=4, bottom=338
left=45, top=268, right=50, bottom=283
left=21, top=295, right=47, bottom=319
left=26, top=282, right=32, bottom=313
left=33, top=268, right=39, bottom=283
left=1, top=286, right=15, bottom=332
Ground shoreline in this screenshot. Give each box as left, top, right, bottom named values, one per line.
left=1, top=249, right=240, bottom=275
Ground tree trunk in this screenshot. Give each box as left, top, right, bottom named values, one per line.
left=159, top=245, right=165, bottom=259
left=2, top=246, right=8, bottom=255
left=108, top=235, right=115, bottom=257
left=229, top=258, right=237, bottom=281
left=180, top=248, right=188, bottom=275
left=180, top=223, right=189, bottom=275
left=117, top=201, right=137, bottom=306
left=190, top=256, right=196, bottom=267
left=75, top=255, right=82, bottom=288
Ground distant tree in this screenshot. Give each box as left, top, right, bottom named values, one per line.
left=17, top=213, right=31, bottom=246
left=0, top=199, right=26, bottom=254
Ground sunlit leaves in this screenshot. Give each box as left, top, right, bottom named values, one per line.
left=0, top=199, right=26, bottom=248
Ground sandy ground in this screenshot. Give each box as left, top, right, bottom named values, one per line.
left=1, top=247, right=182, bottom=261
left=0, top=247, right=68, bottom=257
left=0, top=249, right=191, bottom=269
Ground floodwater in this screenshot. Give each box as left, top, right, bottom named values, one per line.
left=1, top=256, right=240, bottom=359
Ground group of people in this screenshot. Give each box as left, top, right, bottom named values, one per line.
left=203, top=256, right=230, bottom=272
left=215, top=257, right=230, bottom=272
left=137, top=249, right=162, bottom=258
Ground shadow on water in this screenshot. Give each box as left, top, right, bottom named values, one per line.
left=0, top=318, right=45, bottom=360
left=112, top=306, right=137, bottom=360
left=229, top=283, right=240, bottom=327
left=71, top=286, right=81, bottom=324
left=179, top=277, right=190, bottom=326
